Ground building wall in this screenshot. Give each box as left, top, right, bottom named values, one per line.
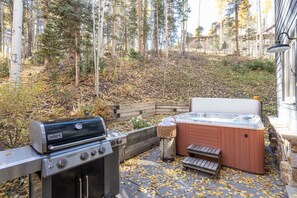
left=275, top=0, right=297, bottom=130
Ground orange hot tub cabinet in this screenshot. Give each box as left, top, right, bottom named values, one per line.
left=176, top=123, right=265, bottom=174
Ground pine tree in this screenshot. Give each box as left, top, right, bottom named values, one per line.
left=39, top=0, right=92, bottom=86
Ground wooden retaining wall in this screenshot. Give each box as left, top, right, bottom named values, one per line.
left=119, top=126, right=159, bottom=162
left=155, top=102, right=189, bottom=115
left=111, top=102, right=189, bottom=121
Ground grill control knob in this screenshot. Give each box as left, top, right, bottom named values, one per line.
left=98, top=147, right=106, bottom=154
left=80, top=152, right=89, bottom=161
left=91, top=150, right=97, bottom=156
left=56, top=159, right=68, bottom=169
left=116, top=139, right=123, bottom=144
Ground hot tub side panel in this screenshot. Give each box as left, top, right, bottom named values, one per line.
left=176, top=123, right=221, bottom=156
left=176, top=123, right=188, bottom=156
left=176, top=123, right=265, bottom=174
left=222, top=128, right=265, bottom=174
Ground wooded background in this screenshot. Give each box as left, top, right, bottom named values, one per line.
left=0, top=0, right=273, bottom=87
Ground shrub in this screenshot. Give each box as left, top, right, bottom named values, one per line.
left=71, top=99, right=112, bottom=120
left=130, top=117, right=150, bottom=130
left=128, top=48, right=139, bottom=60
left=99, top=58, right=107, bottom=72
left=221, top=58, right=232, bottom=66
left=50, top=86, right=75, bottom=105
left=0, top=82, right=45, bottom=148
left=0, top=58, right=9, bottom=78
left=48, top=70, right=60, bottom=82
left=91, top=98, right=112, bottom=119
left=245, top=58, right=275, bottom=73
left=231, top=63, right=248, bottom=74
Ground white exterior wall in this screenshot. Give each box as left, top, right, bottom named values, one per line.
left=275, top=0, right=297, bottom=131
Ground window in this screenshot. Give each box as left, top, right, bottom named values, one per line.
left=282, top=41, right=296, bottom=103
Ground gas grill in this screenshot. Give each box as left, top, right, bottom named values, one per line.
left=29, top=117, right=107, bottom=154
left=5, top=116, right=128, bottom=198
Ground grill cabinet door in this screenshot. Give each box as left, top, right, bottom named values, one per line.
left=82, top=158, right=105, bottom=198
left=52, top=166, right=81, bottom=198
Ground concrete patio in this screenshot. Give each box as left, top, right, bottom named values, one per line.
left=119, top=146, right=286, bottom=197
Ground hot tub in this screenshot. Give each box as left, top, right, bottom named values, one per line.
left=175, top=112, right=265, bottom=174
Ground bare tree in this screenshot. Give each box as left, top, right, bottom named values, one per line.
left=0, top=1, right=4, bottom=56
left=180, top=0, right=186, bottom=54
left=257, top=0, right=263, bottom=57
left=93, top=0, right=107, bottom=97
left=154, top=0, right=159, bottom=57
left=43, top=0, right=50, bottom=68
left=164, top=0, right=168, bottom=58
left=111, top=0, right=116, bottom=57
left=92, top=0, right=98, bottom=96
left=235, top=0, right=239, bottom=55
left=138, top=0, right=144, bottom=55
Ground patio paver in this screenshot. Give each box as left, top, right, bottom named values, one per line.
left=119, top=146, right=286, bottom=197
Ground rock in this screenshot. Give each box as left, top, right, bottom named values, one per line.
left=280, top=161, right=292, bottom=184
left=292, top=168, right=297, bottom=181
left=289, top=179, right=297, bottom=188
left=281, top=140, right=291, bottom=161
left=291, top=152, right=297, bottom=168
left=288, top=150, right=293, bottom=164
left=286, top=185, right=297, bottom=198
left=291, top=141, right=297, bottom=153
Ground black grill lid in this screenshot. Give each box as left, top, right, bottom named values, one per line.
left=29, top=116, right=107, bottom=154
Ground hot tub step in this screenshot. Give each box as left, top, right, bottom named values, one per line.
left=187, top=144, right=221, bottom=159
left=182, top=157, right=220, bottom=177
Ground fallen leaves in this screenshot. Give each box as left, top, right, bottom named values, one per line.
left=120, top=144, right=286, bottom=197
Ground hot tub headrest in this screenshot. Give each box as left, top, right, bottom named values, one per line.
left=191, top=98, right=261, bottom=115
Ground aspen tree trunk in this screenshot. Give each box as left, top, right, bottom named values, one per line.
left=179, top=0, right=184, bottom=54
left=185, top=18, right=188, bottom=52
left=75, top=31, right=80, bottom=87
left=181, top=0, right=186, bottom=54
left=164, top=0, right=168, bottom=58
left=95, top=0, right=105, bottom=97
left=0, top=2, right=4, bottom=56
left=75, top=1, right=81, bottom=87
left=98, top=0, right=105, bottom=59
left=111, top=1, right=116, bottom=57
left=235, top=1, right=239, bottom=55
left=219, top=0, right=223, bottom=50
left=179, top=23, right=182, bottom=54
left=154, top=0, right=159, bottom=57
left=92, top=0, right=99, bottom=96
left=138, top=0, right=143, bottom=55
left=27, top=0, right=33, bottom=57
left=43, top=0, right=50, bottom=68
left=143, top=0, right=148, bottom=53
left=124, top=22, right=128, bottom=53
left=33, top=0, right=40, bottom=55
left=257, top=0, right=263, bottom=57
left=10, top=0, right=23, bottom=84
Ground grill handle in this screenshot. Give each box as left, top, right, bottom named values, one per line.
left=79, top=177, right=82, bottom=198
left=48, top=136, right=106, bottom=151
left=85, top=175, right=89, bottom=198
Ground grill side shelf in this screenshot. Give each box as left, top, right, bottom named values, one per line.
left=0, top=146, right=42, bottom=183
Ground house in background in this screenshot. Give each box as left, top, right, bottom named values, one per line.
left=268, top=0, right=297, bottom=194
